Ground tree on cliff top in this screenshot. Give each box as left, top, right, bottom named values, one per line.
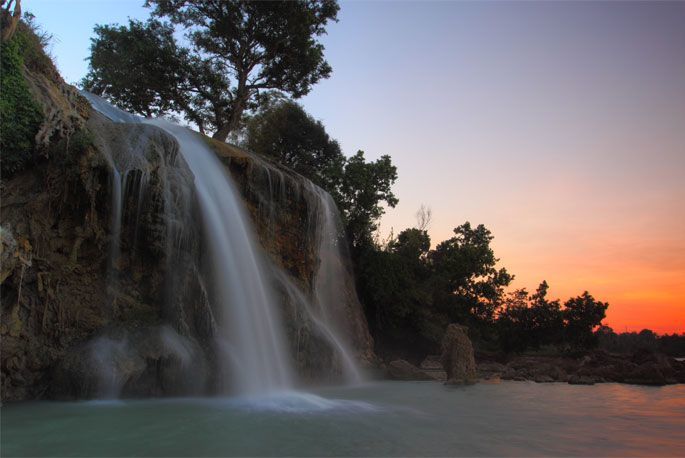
left=243, top=95, right=345, bottom=192
left=241, top=97, right=398, bottom=248
left=82, top=0, right=339, bottom=140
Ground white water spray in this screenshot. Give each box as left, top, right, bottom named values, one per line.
left=143, top=119, right=293, bottom=394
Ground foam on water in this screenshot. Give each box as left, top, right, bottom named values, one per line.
left=224, top=390, right=380, bottom=414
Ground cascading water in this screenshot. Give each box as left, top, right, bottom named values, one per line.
left=143, top=119, right=294, bottom=394
left=83, top=92, right=293, bottom=394
left=82, top=91, right=369, bottom=399
left=79, top=93, right=150, bottom=308
left=307, top=184, right=363, bottom=382
left=253, top=165, right=364, bottom=383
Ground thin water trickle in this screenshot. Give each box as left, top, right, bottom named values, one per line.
left=308, top=184, right=364, bottom=382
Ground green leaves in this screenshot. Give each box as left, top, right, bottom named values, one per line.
left=82, top=19, right=189, bottom=118
left=0, top=33, right=43, bottom=177
left=85, top=1, right=339, bottom=140
left=337, top=151, right=398, bottom=248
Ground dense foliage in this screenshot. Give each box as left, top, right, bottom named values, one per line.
left=356, top=224, right=516, bottom=358
left=83, top=0, right=339, bottom=140
left=0, top=24, right=43, bottom=177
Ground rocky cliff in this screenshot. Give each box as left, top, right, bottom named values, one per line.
left=0, top=26, right=373, bottom=401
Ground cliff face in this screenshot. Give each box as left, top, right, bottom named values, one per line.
left=0, top=35, right=373, bottom=401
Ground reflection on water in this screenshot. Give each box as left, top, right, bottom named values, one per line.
left=2, top=381, right=684, bottom=457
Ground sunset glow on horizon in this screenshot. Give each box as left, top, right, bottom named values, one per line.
left=30, top=0, right=685, bottom=334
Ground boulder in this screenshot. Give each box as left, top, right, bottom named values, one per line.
left=440, top=324, right=477, bottom=385
left=568, top=374, right=597, bottom=385
left=477, top=361, right=508, bottom=380
left=386, top=359, right=433, bottom=381
left=51, top=325, right=207, bottom=399
left=623, top=351, right=677, bottom=386
left=420, top=355, right=443, bottom=370
left=624, top=363, right=674, bottom=386
left=0, top=226, right=18, bottom=284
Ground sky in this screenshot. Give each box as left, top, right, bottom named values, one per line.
left=27, top=0, right=685, bottom=334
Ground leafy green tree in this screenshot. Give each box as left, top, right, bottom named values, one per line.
left=429, top=222, right=513, bottom=328
left=242, top=97, right=345, bottom=192
left=496, top=288, right=534, bottom=352
left=563, top=291, right=608, bottom=350
left=357, top=221, right=514, bottom=358
left=496, top=281, right=564, bottom=352
left=355, top=227, right=437, bottom=358
left=338, top=151, right=398, bottom=249
left=528, top=280, right=563, bottom=346
left=82, top=19, right=189, bottom=118
left=83, top=0, right=339, bottom=140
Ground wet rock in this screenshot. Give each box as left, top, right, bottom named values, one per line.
left=52, top=325, right=207, bottom=399
left=386, top=359, right=433, bottom=381
left=440, top=324, right=477, bottom=385
left=420, top=355, right=443, bottom=370
left=418, top=355, right=447, bottom=381
left=0, top=226, right=18, bottom=283
left=478, top=361, right=508, bottom=380
left=568, top=374, right=597, bottom=385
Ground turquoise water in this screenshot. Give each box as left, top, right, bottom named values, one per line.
left=2, top=381, right=684, bottom=456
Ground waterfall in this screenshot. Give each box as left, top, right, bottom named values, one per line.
left=143, top=119, right=294, bottom=395
left=83, top=92, right=294, bottom=394
left=308, top=185, right=363, bottom=382
left=256, top=164, right=363, bottom=383
left=82, top=91, right=369, bottom=397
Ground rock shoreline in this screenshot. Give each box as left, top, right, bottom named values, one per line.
left=385, top=350, right=685, bottom=386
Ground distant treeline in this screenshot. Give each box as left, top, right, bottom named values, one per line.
left=596, top=327, right=685, bottom=357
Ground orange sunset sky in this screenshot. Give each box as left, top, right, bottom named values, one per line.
left=31, top=1, right=685, bottom=333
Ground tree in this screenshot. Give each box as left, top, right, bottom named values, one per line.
left=83, top=0, right=339, bottom=140
left=563, top=291, right=608, bottom=350
left=82, top=19, right=190, bottom=119
left=337, top=151, right=398, bottom=249
left=528, top=280, right=563, bottom=346
left=497, top=288, right=534, bottom=352
left=429, top=222, right=513, bottom=327
left=242, top=97, right=345, bottom=191
left=355, top=226, right=437, bottom=358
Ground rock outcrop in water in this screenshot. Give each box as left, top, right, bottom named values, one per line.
left=440, top=324, right=477, bottom=385
left=0, top=38, right=373, bottom=401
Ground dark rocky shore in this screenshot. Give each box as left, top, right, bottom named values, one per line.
left=386, top=351, right=685, bottom=386
left=384, top=325, right=685, bottom=386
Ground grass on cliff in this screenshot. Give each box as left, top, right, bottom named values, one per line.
left=0, top=37, right=42, bottom=177
left=0, top=22, right=46, bottom=178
